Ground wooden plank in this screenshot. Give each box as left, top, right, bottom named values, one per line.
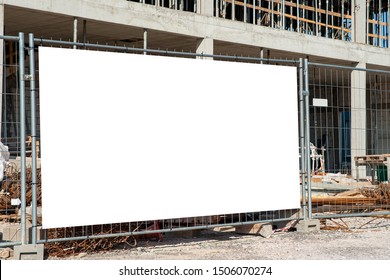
left=367, top=33, right=388, bottom=40
left=368, top=19, right=388, bottom=27
left=313, top=204, right=390, bottom=213
left=304, top=196, right=378, bottom=205
left=355, top=154, right=390, bottom=165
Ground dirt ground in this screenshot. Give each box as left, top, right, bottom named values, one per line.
left=48, top=217, right=390, bottom=260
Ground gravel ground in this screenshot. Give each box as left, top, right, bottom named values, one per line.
left=48, top=217, right=390, bottom=260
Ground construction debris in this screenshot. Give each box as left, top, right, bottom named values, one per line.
left=360, top=183, right=390, bottom=204
left=46, top=232, right=137, bottom=258
left=0, top=167, right=42, bottom=216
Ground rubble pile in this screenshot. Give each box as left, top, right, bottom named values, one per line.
left=360, top=183, right=390, bottom=204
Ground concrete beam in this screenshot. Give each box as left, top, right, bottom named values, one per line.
left=351, top=62, right=367, bottom=179
left=3, top=0, right=390, bottom=67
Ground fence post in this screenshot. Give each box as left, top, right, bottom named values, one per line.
left=18, top=32, right=27, bottom=245
left=29, top=33, right=38, bottom=245
left=299, top=58, right=307, bottom=220
left=13, top=33, right=44, bottom=259
left=303, top=58, right=312, bottom=219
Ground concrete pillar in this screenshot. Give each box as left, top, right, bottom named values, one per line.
left=351, top=62, right=366, bottom=179
left=198, top=0, right=214, bottom=16
left=143, top=28, right=148, bottom=55
left=353, top=0, right=366, bottom=44
left=196, top=37, right=213, bottom=59
left=73, top=17, right=78, bottom=49
left=0, top=4, right=3, bottom=136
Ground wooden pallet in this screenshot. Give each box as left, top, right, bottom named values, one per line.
left=355, top=154, right=390, bottom=166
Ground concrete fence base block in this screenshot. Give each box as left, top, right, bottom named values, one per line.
left=235, top=223, right=273, bottom=238
left=294, top=219, right=320, bottom=232
left=13, top=244, right=44, bottom=260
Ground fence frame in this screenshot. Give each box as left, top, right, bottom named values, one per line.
left=0, top=31, right=320, bottom=255
left=307, top=60, right=390, bottom=220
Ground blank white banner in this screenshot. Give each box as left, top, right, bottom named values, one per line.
left=39, top=47, right=300, bottom=229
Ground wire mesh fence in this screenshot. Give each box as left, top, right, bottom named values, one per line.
left=307, top=62, right=390, bottom=219
left=3, top=31, right=390, bottom=257
left=0, top=35, right=25, bottom=248
left=0, top=33, right=304, bottom=254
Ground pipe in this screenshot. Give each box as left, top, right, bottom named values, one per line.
left=271, top=0, right=274, bottom=28
left=2, top=43, right=6, bottom=138
left=304, top=58, right=312, bottom=219
left=282, top=0, right=285, bottom=29
left=223, top=0, right=227, bottom=18
left=296, top=0, right=300, bottom=32
left=244, top=0, right=247, bottom=22
left=325, top=0, right=329, bottom=38
left=18, top=32, right=27, bottom=245
left=378, top=0, right=382, bottom=47
left=28, top=33, right=38, bottom=245
left=366, top=0, right=370, bottom=44
left=315, top=0, right=319, bottom=36
left=388, top=2, right=390, bottom=47
left=290, top=0, right=293, bottom=30
left=331, top=0, right=334, bottom=38
left=232, top=0, right=235, bottom=20
left=253, top=0, right=256, bottom=24
left=341, top=1, right=345, bottom=40
left=299, top=58, right=307, bottom=220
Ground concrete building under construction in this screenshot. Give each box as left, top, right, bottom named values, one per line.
left=1, top=0, right=390, bottom=178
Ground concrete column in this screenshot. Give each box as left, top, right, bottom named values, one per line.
left=0, top=4, right=3, bottom=136
left=198, top=0, right=214, bottom=16
left=351, top=62, right=366, bottom=179
left=73, top=17, right=78, bottom=49
left=143, top=28, right=148, bottom=55
left=353, top=0, right=366, bottom=44
left=196, top=37, right=213, bottom=59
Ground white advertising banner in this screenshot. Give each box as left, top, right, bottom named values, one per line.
left=39, top=47, right=300, bottom=229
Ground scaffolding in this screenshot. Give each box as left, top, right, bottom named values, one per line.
left=216, top=0, right=353, bottom=40
left=129, top=0, right=390, bottom=48
left=367, top=0, right=389, bottom=47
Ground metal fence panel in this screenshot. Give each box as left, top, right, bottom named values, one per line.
left=307, top=62, right=390, bottom=219
left=6, top=31, right=390, bottom=256
left=0, top=34, right=25, bottom=248
left=1, top=33, right=305, bottom=254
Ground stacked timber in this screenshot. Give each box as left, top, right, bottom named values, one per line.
left=309, top=183, right=390, bottom=213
